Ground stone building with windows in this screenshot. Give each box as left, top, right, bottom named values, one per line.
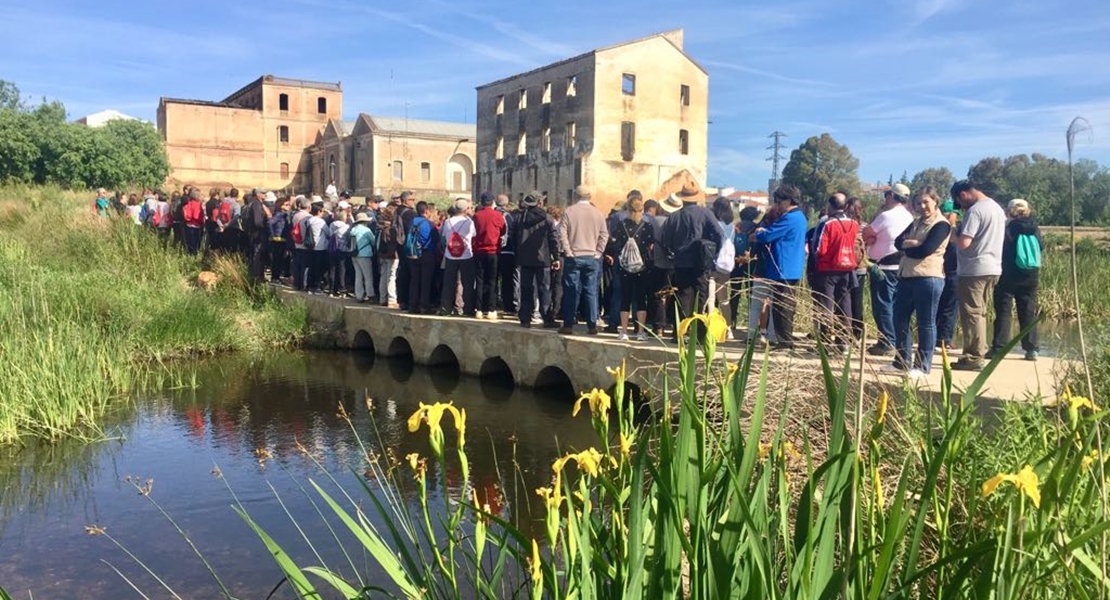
left=158, top=75, right=343, bottom=190
left=157, top=74, right=475, bottom=199
left=311, top=114, right=475, bottom=199
left=475, top=30, right=708, bottom=210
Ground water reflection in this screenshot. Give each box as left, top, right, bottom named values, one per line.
left=0, top=351, right=595, bottom=598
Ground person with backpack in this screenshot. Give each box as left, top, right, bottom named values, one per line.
left=988, top=198, right=1043, bottom=361
left=604, top=195, right=654, bottom=341
left=170, top=190, right=187, bottom=249
left=349, top=211, right=378, bottom=303
left=936, top=200, right=961, bottom=351
left=439, top=198, right=477, bottom=317
left=181, top=189, right=206, bottom=255
left=661, top=184, right=720, bottom=341
left=889, top=186, right=952, bottom=379
left=289, top=196, right=312, bottom=290
left=405, top=201, right=438, bottom=314
left=376, top=200, right=401, bottom=307
left=950, top=179, right=1006, bottom=371
left=327, top=208, right=352, bottom=296
left=205, top=188, right=225, bottom=254
left=708, top=196, right=737, bottom=340
left=393, top=192, right=418, bottom=310
left=473, top=192, right=506, bottom=320
left=268, top=196, right=292, bottom=284
left=496, top=194, right=520, bottom=316
left=514, top=191, right=561, bottom=329
left=810, top=192, right=861, bottom=349
left=305, top=201, right=330, bottom=293
left=221, top=188, right=245, bottom=258
left=243, top=189, right=272, bottom=281
left=93, top=188, right=111, bottom=217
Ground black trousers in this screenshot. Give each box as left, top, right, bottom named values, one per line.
left=849, top=272, right=865, bottom=340
left=991, top=277, right=1039, bottom=352
left=307, top=251, right=328, bottom=291
left=648, top=267, right=675, bottom=332
left=936, top=275, right=958, bottom=344
left=814, top=271, right=853, bottom=343
left=550, top=266, right=563, bottom=325
left=292, top=248, right=309, bottom=290
left=441, top=258, right=476, bottom=314
left=408, top=253, right=438, bottom=313
left=475, top=253, right=499, bottom=313
left=397, top=253, right=411, bottom=308
left=770, top=279, right=800, bottom=346
left=270, top=242, right=288, bottom=281
left=499, top=253, right=519, bottom=313
left=673, top=267, right=709, bottom=321
left=248, top=236, right=267, bottom=281
left=519, top=265, right=552, bottom=325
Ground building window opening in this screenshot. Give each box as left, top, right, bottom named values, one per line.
left=542, top=82, right=551, bottom=104
left=496, top=95, right=504, bottom=115
left=622, top=73, right=636, bottom=96
left=621, top=121, right=635, bottom=162
left=420, top=162, right=431, bottom=183
left=680, top=84, right=690, bottom=106
left=542, top=127, right=551, bottom=152
left=317, top=97, right=327, bottom=114
left=278, top=125, right=289, bottom=143
left=566, top=122, right=576, bottom=148
left=566, top=76, right=577, bottom=98
left=517, top=132, right=527, bottom=157
left=496, top=136, right=505, bottom=160
left=679, top=129, right=689, bottom=155
left=518, top=89, right=528, bottom=110
left=280, top=162, right=289, bottom=179
left=279, top=93, right=289, bottom=111
left=392, top=160, right=403, bottom=181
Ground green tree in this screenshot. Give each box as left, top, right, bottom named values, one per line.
left=967, top=157, right=1004, bottom=198
left=910, top=167, right=956, bottom=198
left=899, top=170, right=910, bottom=186
left=0, top=80, right=25, bottom=112
left=0, top=110, right=39, bottom=183
left=780, top=133, right=861, bottom=210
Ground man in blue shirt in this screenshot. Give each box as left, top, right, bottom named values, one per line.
left=407, top=201, right=439, bottom=314
left=753, top=184, right=808, bottom=349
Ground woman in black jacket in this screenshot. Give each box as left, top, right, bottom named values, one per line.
left=989, top=198, right=1043, bottom=361
left=605, top=196, right=655, bottom=341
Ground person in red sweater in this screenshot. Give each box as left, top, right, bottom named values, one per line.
left=472, top=192, right=506, bottom=320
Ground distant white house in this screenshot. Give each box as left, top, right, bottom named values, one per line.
left=76, top=109, right=140, bottom=128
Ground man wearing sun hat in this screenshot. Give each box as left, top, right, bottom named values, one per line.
left=661, top=182, right=721, bottom=339
left=862, top=182, right=914, bottom=355
left=647, top=193, right=682, bottom=335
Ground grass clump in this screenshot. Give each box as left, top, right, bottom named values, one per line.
left=0, top=184, right=306, bottom=444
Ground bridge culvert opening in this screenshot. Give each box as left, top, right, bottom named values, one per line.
left=428, top=345, right=460, bottom=369
left=534, top=366, right=575, bottom=402
left=386, top=337, right=414, bottom=361
left=428, top=345, right=461, bottom=394
left=351, top=330, right=375, bottom=352
left=607, top=381, right=654, bottom=423
left=479, top=356, right=515, bottom=397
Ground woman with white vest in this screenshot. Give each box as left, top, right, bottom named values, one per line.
left=889, top=186, right=952, bottom=380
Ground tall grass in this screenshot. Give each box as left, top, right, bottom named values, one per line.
left=0, top=184, right=306, bottom=444
left=235, top=311, right=1110, bottom=599
left=1040, top=235, right=1110, bottom=321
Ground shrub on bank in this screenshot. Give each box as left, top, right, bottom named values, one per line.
left=0, top=185, right=306, bottom=444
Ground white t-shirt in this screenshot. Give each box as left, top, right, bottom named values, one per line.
left=440, top=215, right=475, bottom=260
left=867, top=204, right=914, bottom=270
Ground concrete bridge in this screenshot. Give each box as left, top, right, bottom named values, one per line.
left=289, top=292, right=1064, bottom=405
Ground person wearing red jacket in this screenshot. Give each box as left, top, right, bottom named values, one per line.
left=472, top=192, right=506, bottom=320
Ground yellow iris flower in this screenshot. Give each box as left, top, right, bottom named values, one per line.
left=606, top=361, right=626, bottom=382
left=677, top=309, right=729, bottom=343
left=876, top=391, right=889, bottom=425
left=619, top=433, right=633, bottom=460
left=407, top=401, right=467, bottom=448
left=981, top=465, right=1041, bottom=508
left=573, top=388, right=611, bottom=421
left=553, top=448, right=604, bottom=479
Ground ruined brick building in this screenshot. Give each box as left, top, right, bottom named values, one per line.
left=157, top=75, right=475, bottom=197
left=475, top=30, right=708, bottom=209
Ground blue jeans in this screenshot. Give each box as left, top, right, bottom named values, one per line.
left=870, top=270, right=899, bottom=349
left=935, top=275, right=958, bottom=344
left=893, top=277, right=944, bottom=373
left=562, top=256, right=601, bottom=328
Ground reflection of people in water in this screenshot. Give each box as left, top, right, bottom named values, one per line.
left=184, top=406, right=206, bottom=440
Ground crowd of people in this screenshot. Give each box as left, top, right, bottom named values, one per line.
left=96, top=177, right=1045, bottom=379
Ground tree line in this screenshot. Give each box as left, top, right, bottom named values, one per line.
left=779, top=133, right=1110, bottom=225
left=0, top=80, right=169, bottom=190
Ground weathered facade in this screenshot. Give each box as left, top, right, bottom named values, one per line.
left=310, top=114, right=475, bottom=199
left=158, top=75, right=342, bottom=191
left=475, top=30, right=708, bottom=210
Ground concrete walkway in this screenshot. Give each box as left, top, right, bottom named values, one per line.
left=288, top=290, right=1064, bottom=404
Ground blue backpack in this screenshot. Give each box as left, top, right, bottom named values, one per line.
left=1015, top=233, right=1041, bottom=270
left=404, top=222, right=423, bottom=258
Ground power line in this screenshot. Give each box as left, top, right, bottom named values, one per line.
left=766, top=131, right=787, bottom=182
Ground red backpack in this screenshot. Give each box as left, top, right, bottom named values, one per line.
left=292, top=219, right=305, bottom=246
left=183, top=200, right=204, bottom=227
left=816, top=217, right=860, bottom=272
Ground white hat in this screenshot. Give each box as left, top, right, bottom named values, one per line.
left=264, top=191, right=277, bottom=203
left=338, top=200, right=351, bottom=209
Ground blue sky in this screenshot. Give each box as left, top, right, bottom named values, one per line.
left=4, top=0, right=1109, bottom=190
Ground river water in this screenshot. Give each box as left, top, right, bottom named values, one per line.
left=0, top=351, right=596, bottom=598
